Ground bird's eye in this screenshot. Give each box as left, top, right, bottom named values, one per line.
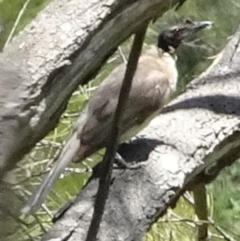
left=174, top=28, right=184, bottom=36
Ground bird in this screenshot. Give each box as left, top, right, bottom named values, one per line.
left=22, top=19, right=212, bottom=214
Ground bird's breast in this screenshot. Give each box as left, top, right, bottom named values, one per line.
left=157, top=53, right=178, bottom=93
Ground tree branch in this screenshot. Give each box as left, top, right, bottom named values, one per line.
left=86, top=22, right=149, bottom=241
left=193, top=184, right=208, bottom=241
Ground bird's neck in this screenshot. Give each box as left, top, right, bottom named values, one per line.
left=157, top=46, right=177, bottom=61
left=145, top=45, right=178, bottom=93
left=145, top=45, right=177, bottom=60
left=156, top=46, right=178, bottom=93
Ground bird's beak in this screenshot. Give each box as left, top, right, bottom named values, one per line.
left=180, top=19, right=213, bottom=39
left=190, top=20, right=213, bottom=33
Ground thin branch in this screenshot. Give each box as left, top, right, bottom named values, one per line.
left=3, top=0, right=32, bottom=49
left=118, top=46, right=127, bottom=64
left=193, top=184, right=208, bottom=241
left=85, top=21, right=149, bottom=241
left=185, top=190, right=237, bottom=241
left=208, top=218, right=237, bottom=241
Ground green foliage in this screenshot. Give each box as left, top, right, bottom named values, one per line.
left=0, top=0, right=51, bottom=50
left=145, top=197, right=196, bottom=241
left=208, top=160, right=240, bottom=237
left=1, top=0, right=240, bottom=240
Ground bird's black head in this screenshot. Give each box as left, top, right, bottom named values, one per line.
left=158, top=19, right=212, bottom=53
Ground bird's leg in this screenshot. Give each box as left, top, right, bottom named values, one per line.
left=114, top=152, right=143, bottom=169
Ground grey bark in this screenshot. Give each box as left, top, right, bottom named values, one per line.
left=0, top=0, right=182, bottom=176
left=41, top=25, right=240, bottom=241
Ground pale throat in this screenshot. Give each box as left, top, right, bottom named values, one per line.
left=157, top=47, right=178, bottom=93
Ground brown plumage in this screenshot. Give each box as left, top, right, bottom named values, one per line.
left=73, top=52, right=176, bottom=162
left=22, top=19, right=212, bottom=214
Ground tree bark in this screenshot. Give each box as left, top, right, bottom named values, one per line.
left=0, top=0, right=182, bottom=176
left=41, top=25, right=240, bottom=241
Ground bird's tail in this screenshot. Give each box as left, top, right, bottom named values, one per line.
left=22, top=131, right=80, bottom=214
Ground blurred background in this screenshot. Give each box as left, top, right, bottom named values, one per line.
left=0, top=0, right=240, bottom=240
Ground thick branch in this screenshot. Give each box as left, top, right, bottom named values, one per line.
left=41, top=25, right=240, bottom=241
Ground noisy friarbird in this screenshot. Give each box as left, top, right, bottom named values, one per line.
left=22, top=19, right=212, bottom=214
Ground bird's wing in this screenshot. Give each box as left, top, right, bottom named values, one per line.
left=79, top=56, right=171, bottom=147
left=120, top=59, right=171, bottom=137
left=79, top=65, right=126, bottom=145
